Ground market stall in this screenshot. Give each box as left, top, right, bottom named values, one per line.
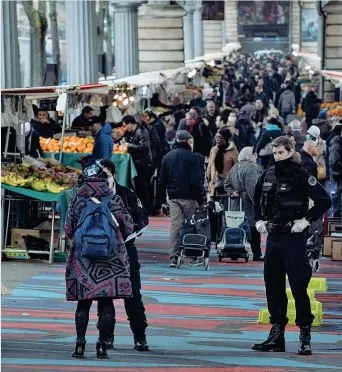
left=318, top=70, right=342, bottom=119
left=1, top=83, right=137, bottom=263
left=43, top=152, right=136, bottom=186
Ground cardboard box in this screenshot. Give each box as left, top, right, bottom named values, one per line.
left=34, top=221, right=60, bottom=249
left=332, top=240, right=342, bottom=261
left=328, top=222, right=342, bottom=235
left=39, top=231, right=60, bottom=248
left=11, top=229, right=40, bottom=249
left=10, top=227, right=59, bottom=250
left=323, top=236, right=335, bottom=257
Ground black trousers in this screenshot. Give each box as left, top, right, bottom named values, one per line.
left=250, top=226, right=262, bottom=259
left=99, top=241, right=148, bottom=341
left=123, top=242, right=148, bottom=340
left=264, top=232, right=314, bottom=327
left=134, top=168, right=150, bottom=211
left=76, top=298, right=114, bottom=342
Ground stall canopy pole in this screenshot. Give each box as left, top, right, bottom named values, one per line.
left=4, top=127, right=11, bottom=158
left=49, top=202, right=56, bottom=264
left=59, top=93, right=69, bottom=162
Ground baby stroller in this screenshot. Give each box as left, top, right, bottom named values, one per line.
left=177, top=206, right=211, bottom=270
left=306, top=225, right=324, bottom=273
left=216, top=197, right=250, bottom=263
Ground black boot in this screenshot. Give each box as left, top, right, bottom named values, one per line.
left=106, top=334, right=114, bottom=349
left=297, top=326, right=312, bottom=355
left=251, top=324, right=285, bottom=352
left=134, top=337, right=149, bottom=352
left=96, top=341, right=109, bottom=359
left=72, top=338, right=86, bottom=358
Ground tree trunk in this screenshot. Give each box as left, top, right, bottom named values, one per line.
left=49, top=0, right=60, bottom=82
left=38, top=1, right=48, bottom=85
left=104, top=1, right=113, bottom=76
left=23, top=0, right=47, bottom=86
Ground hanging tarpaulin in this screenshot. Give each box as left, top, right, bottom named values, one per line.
left=320, top=70, right=342, bottom=86
left=295, top=51, right=321, bottom=73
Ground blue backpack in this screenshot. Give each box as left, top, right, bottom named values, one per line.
left=74, top=195, right=117, bottom=260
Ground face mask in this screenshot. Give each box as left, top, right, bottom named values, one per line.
left=167, top=141, right=175, bottom=146
left=107, top=176, right=114, bottom=190
left=306, top=134, right=318, bottom=145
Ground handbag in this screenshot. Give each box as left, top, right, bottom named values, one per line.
left=215, top=175, right=225, bottom=190
left=317, top=164, right=326, bottom=181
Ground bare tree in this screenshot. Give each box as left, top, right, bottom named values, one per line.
left=49, top=0, right=60, bottom=82
left=23, top=0, right=48, bottom=86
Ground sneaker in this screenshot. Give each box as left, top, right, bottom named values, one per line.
left=253, top=256, right=264, bottom=262
left=217, top=241, right=224, bottom=250
left=169, top=257, right=178, bottom=267
left=189, top=257, right=204, bottom=266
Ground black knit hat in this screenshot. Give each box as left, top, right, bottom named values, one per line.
left=217, top=127, right=232, bottom=143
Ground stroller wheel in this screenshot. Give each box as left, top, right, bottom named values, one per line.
left=313, top=259, right=320, bottom=272
left=177, top=256, right=182, bottom=269
left=204, top=258, right=210, bottom=271
left=218, top=254, right=223, bottom=262
left=245, top=255, right=249, bottom=263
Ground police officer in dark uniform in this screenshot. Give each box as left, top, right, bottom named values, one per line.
left=98, top=159, right=150, bottom=351
left=252, top=136, right=331, bottom=355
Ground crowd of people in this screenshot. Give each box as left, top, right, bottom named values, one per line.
left=61, top=52, right=341, bottom=358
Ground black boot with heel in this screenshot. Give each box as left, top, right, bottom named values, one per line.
left=251, top=324, right=285, bottom=352
left=96, top=341, right=109, bottom=359
left=72, top=338, right=86, bottom=358
left=297, top=326, right=312, bottom=355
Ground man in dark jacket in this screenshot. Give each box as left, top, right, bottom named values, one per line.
left=252, top=100, right=268, bottom=125
left=300, top=140, right=318, bottom=178
left=141, top=117, right=160, bottom=169
left=143, top=110, right=165, bottom=168
left=31, top=109, right=62, bottom=138
left=205, top=100, right=220, bottom=138
left=254, top=86, right=269, bottom=109
left=71, top=106, right=94, bottom=129
left=99, top=158, right=149, bottom=352
left=123, top=115, right=152, bottom=209
left=302, top=86, right=320, bottom=128
left=183, top=110, right=212, bottom=158
left=90, top=116, right=113, bottom=160
left=329, top=133, right=342, bottom=216
left=159, top=130, right=205, bottom=267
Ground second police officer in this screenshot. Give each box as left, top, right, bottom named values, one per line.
left=252, top=136, right=331, bottom=355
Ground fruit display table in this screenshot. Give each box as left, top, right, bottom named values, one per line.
left=1, top=184, right=70, bottom=263
left=43, top=153, right=137, bottom=188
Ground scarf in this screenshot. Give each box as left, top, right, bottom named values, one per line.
left=274, top=156, right=294, bottom=173
left=238, top=146, right=254, bottom=162
left=214, top=142, right=233, bottom=174
left=189, top=119, right=200, bottom=134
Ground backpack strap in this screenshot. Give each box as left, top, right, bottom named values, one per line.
left=90, top=197, right=119, bottom=227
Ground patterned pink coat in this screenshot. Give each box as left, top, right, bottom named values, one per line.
left=64, top=181, right=133, bottom=301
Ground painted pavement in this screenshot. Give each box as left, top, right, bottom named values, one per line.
left=2, top=217, right=342, bottom=372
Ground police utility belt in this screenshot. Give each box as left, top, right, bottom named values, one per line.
left=266, top=221, right=294, bottom=234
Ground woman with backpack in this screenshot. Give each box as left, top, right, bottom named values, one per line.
left=64, top=163, right=134, bottom=359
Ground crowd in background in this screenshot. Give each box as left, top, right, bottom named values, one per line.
left=115, top=53, right=341, bottom=216
left=92, top=52, right=339, bottom=266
